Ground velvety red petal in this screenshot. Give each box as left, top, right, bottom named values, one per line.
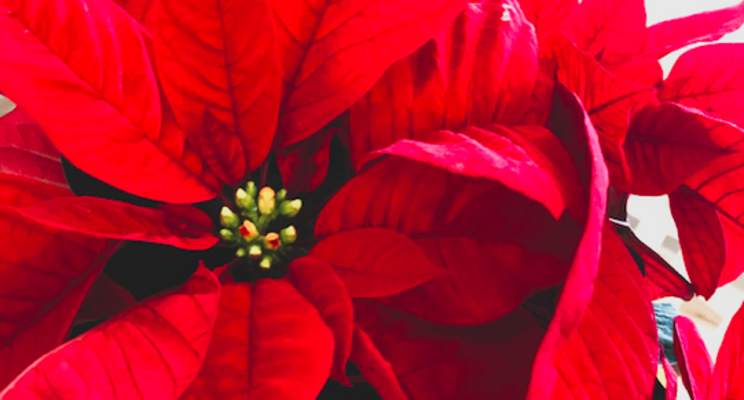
left=350, top=324, right=409, bottom=400
left=0, top=266, right=221, bottom=399
left=354, top=300, right=544, bottom=400
left=661, top=43, right=744, bottom=130
left=622, top=103, right=733, bottom=195
left=614, top=57, right=663, bottom=88
left=642, top=2, right=744, bottom=60
left=518, top=0, right=577, bottom=42
left=288, top=256, right=354, bottom=386
left=272, top=0, right=469, bottom=146
left=0, top=0, right=219, bottom=203
left=349, top=0, right=537, bottom=167
left=614, top=221, right=694, bottom=301
left=527, top=85, right=609, bottom=398
left=560, top=0, right=646, bottom=70
left=276, top=125, right=337, bottom=195
left=180, top=279, right=334, bottom=400
left=117, top=0, right=153, bottom=23
left=545, top=32, right=655, bottom=188
left=708, top=298, right=744, bottom=400
left=674, top=316, right=712, bottom=400
left=662, top=355, right=678, bottom=400
left=151, top=0, right=282, bottom=175
left=670, top=188, right=726, bottom=300
left=74, top=273, right=136, bottom=324
left=316, top=127, right=585, bottom=324
left=547, top=225, right=658, bottom=399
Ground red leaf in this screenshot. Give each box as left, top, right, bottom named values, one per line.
left=310, top=228, right=446, bottom=298
left=118, top=0, right=154, bottom=23
left=708, top=299, right=744, bottom=400
left=354, top=300, right=544, bottom=400
left=614, top=57, right=663, bottom=88
left=518, top=0, right=577, bottom=42
left=350, top=324, right=408, bottom=400
left=622, top=103, right=733, bottom=195
left=545, top=32, right=655, bottom=188
left=288, top=256, right=354, bottom=386
left=662, top=355, right=679, bottom=400
left=272, top=0, right=470, bottom=146
left=614, top=221, right=694, bottom=301
left=276, top=124, right=337, bottom=195
left=561, top=0, right=646, bottom=70
left=674, top=316, right=712, bottom=400
left=0, top=266, right=221, bottom=400
left=670, top=187, right=726, bottom=300
left=151, top=0, right=282, bottom=175
left=198, top=111, right=247, bottom=185
left=74, top=273, right=136, bottom=324
left=0, top=0, right=219, bottom=203
left=547, top=225, right=658, bottom=400
left=349, top=0, right=537, bottom=167
left=661, top=43, right=744, bottom=130
left=316, top=128, right=584, bottom=324
left=641, top=2, right=744, bottom=60
left=365, top=128, right=568, bottom=218
left=180, top=279, right=334, bottom=400
left=527, top=85, right=609, bottom=399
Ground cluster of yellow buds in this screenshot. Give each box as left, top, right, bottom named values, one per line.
left=219, top=182, right=302, bottom=270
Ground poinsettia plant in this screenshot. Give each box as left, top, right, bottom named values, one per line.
left=2, top=0, right=744, bottom=398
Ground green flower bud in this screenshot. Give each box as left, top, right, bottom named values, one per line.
left=245, top=181, right=257, bottom=198
left=258, top=187, right=276, bottom=215
left=276, top=189, right=287, bottom=203
left=219, top=229, right=235, bottom=242
left=236, top=248, right=247, bottom=258
left=280, top=225, right=297, bottom=244
left=259, top=256, right=272, bottom=270
left=220, top=206, right=240, bottom=229
left=248, top=245, right=262, bottom=259
left=235, top=188, right=255, bottom=210
left=279, top=199, right=302, bottom=218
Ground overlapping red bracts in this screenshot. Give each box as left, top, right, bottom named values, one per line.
left=1, top=0, right=744, bottom=398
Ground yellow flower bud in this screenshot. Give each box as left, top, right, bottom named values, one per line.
left=264, top=232, right=281, bottom=250
left=220, top=206, right=240, bottom=228
left=280, top=225, right=297, bottom=244
left=239, top=220, right=259, bottom=241
left=258, top=187, right=276, bottom=215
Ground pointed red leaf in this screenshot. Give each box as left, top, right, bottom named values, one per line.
left=622, top=103, right=733, bottom=195
left=316, top=128, right=584, bottom=324
left=614, top=221, right=694, bottom=301
left=674, top=316, right=712, bottom=400
left=0, top=0, right=219, bottom=203
left=518, top=0, right=577, bottom=41
left=642, top=2, right=744, bottom=59
left=117, top=0, right=154, bottom=23
left=151, top=0, right=282, bottom=175
left=547, top=225, right=658, bottom=400
left=272, top=0, right=469, bottom=146
left=561, top=0, right=646, bottom=70
left=2, top=199, right=217, bottom=250
left=276, top=125, right=337, bottom=195
left=527, top=85, right=609, bottom=399
left=670, top=187, right=726, bottom=300
left=708, top=299, right=744, bottom=400
left=198, top=111, right=247, bottom=185
left=354, top=300, right=544, bottom=400
left=545, top=32, right=655, bottom=187
left=349, top=0, right=538, bottom=167
left=350, top=324, right=408, bottom=400
left=0, top=266, right=221, bottom=400
left=365, top=128, right=568, bottom=218
left=310, top=228, right=446, bottom=298
left=75, top=273, right=136, bottom=324
left=661, top=43, right=744, bottom=130
left=614, top=57, right=663, bottom=88
left=180, top=279, right=334, bottom=400
left=288, top=256, right=354, bottom=386
left=662, top=354, right=679, bottom=400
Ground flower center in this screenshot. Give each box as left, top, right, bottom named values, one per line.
left=218, top=181, right=302, bottom=272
